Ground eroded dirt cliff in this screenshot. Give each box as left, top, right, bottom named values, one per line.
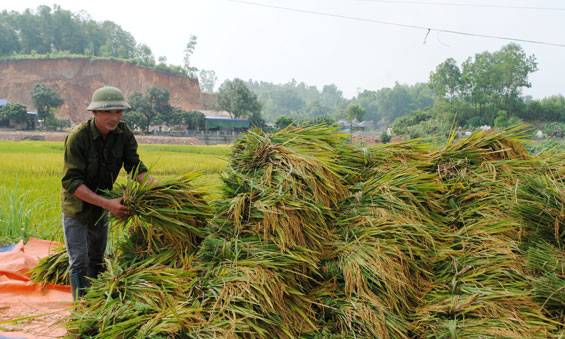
left=0, top=58, right=208, bottom=125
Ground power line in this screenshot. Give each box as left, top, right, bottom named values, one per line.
left=227, top=0, right=565, bottom=48
left=357, top=0, right=565, bottom=11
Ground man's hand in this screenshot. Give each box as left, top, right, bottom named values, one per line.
left=104, top=197, right=130, bottom=219
left=136, top=172, right=156, bottom=185
left=74, top=184, right=131, bottom=219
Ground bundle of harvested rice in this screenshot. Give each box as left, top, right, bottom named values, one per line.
left=68, top=258, right=202, bottom=338
left=414, top=129, right=559, bottom=337
left=515, top=173, right=565, bottom=245
left=526, top=242, right=565, bottom=325
left=66, top=172, right=213, bottom=337
left=181, top=126, right=358, bottom=337
left=29, top=244, right=69, bottom=286
left=106, top=171, right=211, bottom=266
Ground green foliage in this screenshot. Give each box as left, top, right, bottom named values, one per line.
left=45, top=109, right=67, bottom=130
left=0, top=5, right=150, bottom=62
left=429, top=58, right=463, bottom=100
left=302, top=115, right=337, bottom=127
left=122, top=111, right=147, bottom=131
left=542, top=122, right=565, bottom=138
left=198, top=69, right=217, bottom=94
left=524, top=95, right=565, bottom=121
left=392, top=110, right=432, bottom=135
left=217, top=78, right=264, bottom=127
left=344, top=103, right=365, bottom=123
left=245, top=80, right=346, bottom=123
left=30, top=83, right=63, bottom=120
left=127, top=87, right=172, bottom=132
left=467, top=116, right=487, bottom=128
left=275, top=116, right=294, bottom=130
left=0, top=5, right=205, bottom=77
left=380, top=130, right=391, bottom=144
left=493, top=110, right=509, bottom=128
left=184, top=110, right=206, bottom=130
left=0, top=103, right=28, bottom=127
left=183, top=35, right=198, bottom=78
left=429, top=43, right=538, bottom=128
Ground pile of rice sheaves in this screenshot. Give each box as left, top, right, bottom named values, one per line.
left=67, top=171, right=212, bottom=337
left=35, top=124, right=563, bottom=338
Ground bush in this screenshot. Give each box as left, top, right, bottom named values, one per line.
left=380, top=130, right=392, bottom=144
left=467, top=116, right=486, bottom=128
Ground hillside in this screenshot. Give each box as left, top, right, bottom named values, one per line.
left=0, top=58, right=210, bottom=125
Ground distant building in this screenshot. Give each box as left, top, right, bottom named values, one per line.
left=0, top=99, right=9, bottom=128
left=27, top=111, right=38, bottom=129
left=199, top=110, right=250, bottom=133
left=0, top=99, right=38, bottom=129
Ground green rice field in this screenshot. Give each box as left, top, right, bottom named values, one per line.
left=0, top=140, right=230, bottom=244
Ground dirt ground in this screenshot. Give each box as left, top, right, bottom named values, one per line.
left=0, top=129, right=204, bottom=145
left=0, top=302, right=70, bottom=338
left=352, top=135, right=403, bottom=145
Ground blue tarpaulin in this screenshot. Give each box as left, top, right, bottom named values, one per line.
left=0, top=243, right=18, bottom=253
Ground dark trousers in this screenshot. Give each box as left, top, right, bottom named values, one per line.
left=62, top=213, right=108, bottom=299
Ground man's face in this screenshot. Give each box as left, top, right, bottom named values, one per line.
left=93, top=110, right=123, bottom=135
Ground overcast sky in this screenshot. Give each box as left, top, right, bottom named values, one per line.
left=4, top=0, right=564, bottom=99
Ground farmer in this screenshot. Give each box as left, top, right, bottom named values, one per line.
left=61, top=85, right=154, bottom=300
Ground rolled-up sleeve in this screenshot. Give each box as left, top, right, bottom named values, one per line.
left=61, top=134, right=87, bottom=194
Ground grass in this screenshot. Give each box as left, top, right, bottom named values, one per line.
left=0, top=140, right=229, bottom=244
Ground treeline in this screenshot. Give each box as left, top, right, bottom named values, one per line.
left=249, top=44, right=565, bottom=139
left=0, top=5, right=188, bottom=76
left=2, top=5, right=565, bottom=137
left=394, top=43, right=565, bottom=138
left=246, top=80, right=434, bottom=126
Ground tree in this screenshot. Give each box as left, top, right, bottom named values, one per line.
left=99, top=21, right=137, bottom=58
left=352, top=90, right=380, bottom=122
left=127, top=87, right=172, bottom=133
left=198, top=69, right=217, bottom=94
left=184, top=110, right=206, bottom=130
left=271, top=89, right=305, bottom=114
left=493, top=43, right=538, bottom=115
left=428, top=43, right=538, bottom=127
left=0, top=103, right=28, bottom=128
left=135, top=43, right=155, bottom=66
left=493, top=110, right=509, bottom=128
left=429, top=58, right=463, bottom=101
left=380, top=130, right=392, bottom=144
left=122, top=111, right=147, bottom=131
left=311, top=115, right=336, bottom=126
left=0, top=21, right=19, bottom=55
left=183, top=35, right=198, bottom=78
left=275, top=116, right=294, bottom=130
left=217, top=79, right=263, bottom=121
left=45, top=109, right=67, bottom=130
left=30, top=83, right=64, bottom=121
left=344, top=103, right=366, bottom=138
left=305, top=100, right=330, bottom=119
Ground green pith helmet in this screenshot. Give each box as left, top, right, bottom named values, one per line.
left=87, top=86, right=131, bottom=111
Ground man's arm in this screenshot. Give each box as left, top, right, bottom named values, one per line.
left=73, top=184, right=129, bottom=219
left=136, top=171, right=156, bottom=185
